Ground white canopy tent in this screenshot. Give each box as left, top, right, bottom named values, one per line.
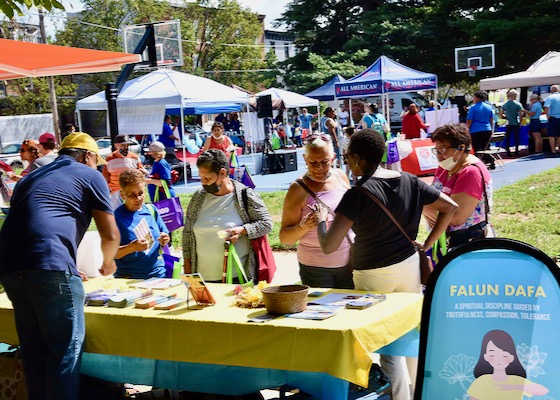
left=250, top=88, right=320, bottom=110
left=480, top=51, right=560, bottom=90
left=75, top=69, right=249, bottom=183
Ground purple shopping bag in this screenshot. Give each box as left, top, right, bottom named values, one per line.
left=153, top=181, right=184, bottom=232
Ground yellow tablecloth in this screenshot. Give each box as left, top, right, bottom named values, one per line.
left=0, top=277, right=422, bottom=387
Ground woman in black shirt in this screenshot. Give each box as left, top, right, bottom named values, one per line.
left=314, top=129, right=457, bottom=400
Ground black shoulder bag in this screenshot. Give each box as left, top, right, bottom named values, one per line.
left=356, top=186, right=433, bottom=286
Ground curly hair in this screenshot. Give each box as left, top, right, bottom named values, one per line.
left=21, top=139, right=40, bottom=160
left=196, top=149, right=228, bottom=174
left=347, top=129, right=386, bottom=168
left=431, top=123, right=472, bottom=150
left=119, top=168, right=145, bottom=190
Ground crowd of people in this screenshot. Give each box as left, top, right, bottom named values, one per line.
left=2, top=83, right=556, bottom=399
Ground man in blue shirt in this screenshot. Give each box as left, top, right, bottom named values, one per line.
left=501, top=89, right=523, bottom=156
left=466, top=91, right=495, bottom=169
left=544, top=85, right=560, bottom=156
left=0, top=132, right=120, bottom=400
left=160, top=114, right=180, bottom=158
left=298, top=108, right=317, bottom=136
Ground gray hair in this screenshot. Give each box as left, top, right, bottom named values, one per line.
left=304, top=135, right=334, bottom=156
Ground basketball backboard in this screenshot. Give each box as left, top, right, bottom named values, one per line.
left=454, top=44, right=495, bottom=72
left=123, top=20, right=183, bottom=69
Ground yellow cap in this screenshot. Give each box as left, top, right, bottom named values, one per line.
left=60, top=132, right=106, bottom=165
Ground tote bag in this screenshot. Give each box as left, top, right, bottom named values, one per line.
left=152, top=181, right=184, bottom=232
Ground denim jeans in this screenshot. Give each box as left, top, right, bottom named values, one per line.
left=1, top=270, right=85, bottom=400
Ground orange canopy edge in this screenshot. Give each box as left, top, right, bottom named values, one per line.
left=0, top=38, right=142, bottom=80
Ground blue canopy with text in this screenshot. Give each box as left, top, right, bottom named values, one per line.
left=334, top=56, right=437, bottom=98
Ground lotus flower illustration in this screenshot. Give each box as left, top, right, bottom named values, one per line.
left=517, top=343, right=547, bottom=378
left=439, top=354, right=476, bottom=388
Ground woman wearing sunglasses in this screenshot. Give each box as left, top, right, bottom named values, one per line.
left=9, top=139, right=41, bottom=182
left=279, top=133, right=353, bottom=289
left=312, top=129, right=457, bottom=400
left=423, top=123, right=494, bottom=249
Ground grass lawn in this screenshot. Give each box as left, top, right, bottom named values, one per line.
left=171, top=166, right=560, bottom=258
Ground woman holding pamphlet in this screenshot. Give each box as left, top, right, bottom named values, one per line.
left=182, top=149, right=272, bottom=283
left=279, top=133, right=353, bottom=289
left=114, top=169, right=170, bottom=279
left=313, top=129, right=457, bottom=400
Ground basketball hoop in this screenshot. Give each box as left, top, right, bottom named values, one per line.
left=468, top=65, right=478, bottom=77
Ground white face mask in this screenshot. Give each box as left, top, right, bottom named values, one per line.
left=438, top=151, right=459, bottom=171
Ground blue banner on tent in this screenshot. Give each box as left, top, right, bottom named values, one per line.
left=335, top=81, right=383, bottom=97
left=416, top=239, right=559, bottom=400
left=384, top=78, right=438, bottom=92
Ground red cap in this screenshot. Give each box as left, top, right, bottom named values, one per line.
left=38, top=132, right=56, bottom=144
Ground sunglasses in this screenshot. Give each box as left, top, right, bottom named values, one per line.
left=431, top=146, right=468, bottom=155
left=305, top=134, right=331, bottom=143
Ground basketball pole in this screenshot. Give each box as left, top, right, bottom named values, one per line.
left=105, top=24, right=156, bottom=149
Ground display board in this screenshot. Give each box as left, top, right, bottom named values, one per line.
left=416, top=239, right=560, bottom=400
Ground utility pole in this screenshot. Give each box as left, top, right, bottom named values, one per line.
left=38, top=8, right=61, bottom=142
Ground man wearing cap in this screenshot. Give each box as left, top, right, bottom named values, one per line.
left=0, top=132, right=120, bottom=400
left=33, top=132, right=58, bottom=169
left=501, top=89, right=524, bottom=156
left=102, top=134, right=147, bottom=209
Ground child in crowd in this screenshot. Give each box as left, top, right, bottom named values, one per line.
left=113, top=168, right=170, bottom=279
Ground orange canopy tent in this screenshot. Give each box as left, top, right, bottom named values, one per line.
left=0, top=38, right=142, bottom=80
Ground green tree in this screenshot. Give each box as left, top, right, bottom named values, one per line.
left=55, top=0, right=271, bottom=92
left=278, top=0, right=560, bottom=88
left=0, top=76, right=76, bottom=116
left=282, top=50, right=369, bottom=94
left=1, top=0, right=63, bottom=18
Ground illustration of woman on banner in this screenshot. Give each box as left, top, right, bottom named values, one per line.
left=468, top=330, right=549, bottom=399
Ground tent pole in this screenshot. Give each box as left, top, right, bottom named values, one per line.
left=181, top=106, right=187, bottom=189
left=77, top=110, right=82, bottom=132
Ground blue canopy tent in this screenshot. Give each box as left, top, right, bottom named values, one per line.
left=334, top=56, right=438, bottom=126
left=304, top=74, right=346, bottom=101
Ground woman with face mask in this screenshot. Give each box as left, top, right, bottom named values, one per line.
left=423, top=123, right=494, bottom=249
left=182, top=149, right=272, bottom=282
left=202, top=121, right=235, bottom=158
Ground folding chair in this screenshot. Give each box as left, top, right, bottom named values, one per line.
left=475, top=131, right=505, bottom=171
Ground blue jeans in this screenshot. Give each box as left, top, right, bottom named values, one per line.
left=1, top=270, right=85, bottom=400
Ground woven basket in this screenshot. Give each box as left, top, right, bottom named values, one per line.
left=261, top=284, right=309, bottom=315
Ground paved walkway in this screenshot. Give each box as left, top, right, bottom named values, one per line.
left=174, top=148, right=560, bottom=194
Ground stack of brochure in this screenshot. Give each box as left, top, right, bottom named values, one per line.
left=108, top=290, right=153, bottom=308
left=85, top=289, right=120, bottom=306
left=135, top=294, right=177, bottom=309
left=131, top=278, right=183, bottom=290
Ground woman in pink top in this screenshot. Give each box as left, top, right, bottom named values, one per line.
left=423, top=124, right=493, bottom=249
left=280, top=133, right=353, bottom=288
left=203, top=121, right=233, bottom=158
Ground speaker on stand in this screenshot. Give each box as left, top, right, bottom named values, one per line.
left=256, top=95, right=283, bottom=175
